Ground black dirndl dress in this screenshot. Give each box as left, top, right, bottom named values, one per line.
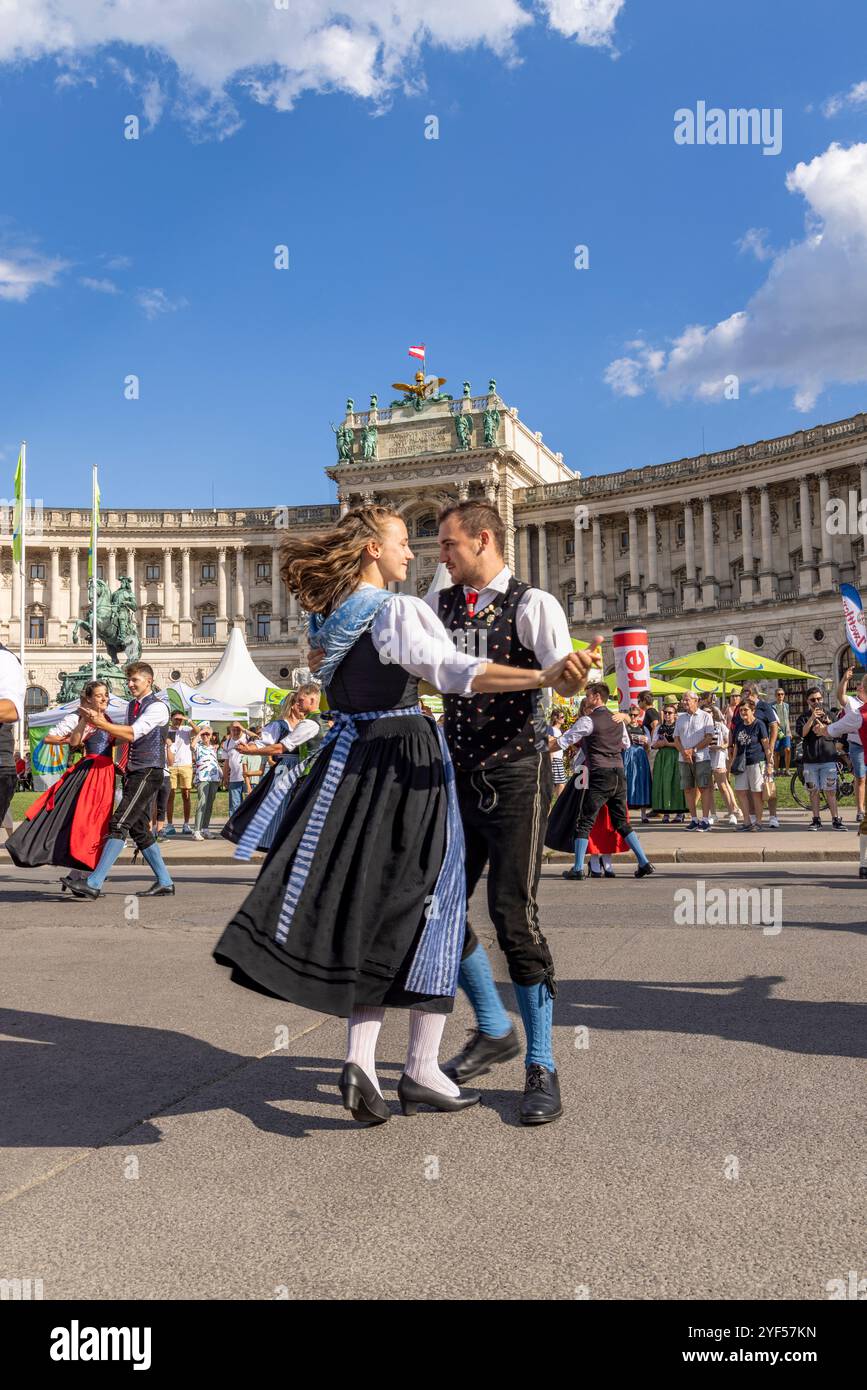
left=6, top=729, right=116, bottom=871
left=213, top=635, right=460, bottom=1018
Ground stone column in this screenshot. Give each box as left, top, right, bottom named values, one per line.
left=107, top=547, right=118, bottom=590
left=289, top=591, right=299, bottom=623
left=216, top=547, right=228, bottom=641
left=69, top=547, right=80, bottom=627
left=573, top=507, right=587, bottom=621
left=645, top=508, right=659, bottom=616
left=535, top=523, right=548, bottom=593
left=457, top=483, right=469, bottom=502
left=683, top=502, right=697, bottom=609
left=627, top=510, right=641, bottom=616
left=817, top=472, right=838, bottom=590
left=799, top=478, right=816, bottom=594
left=124, top=549, right=136, bottom=607
left=701, top=498, right=718, bottom=607
left=338, top=492, right=349, bottom=517
left=758, top=485, right=776, bottom=601
left=180, top=546, right=192, bottom=642
left=739, top=491, right=755, bottom=603
left=590, top=516, right=605, bottom=622
left=233, top=546, right=245, bottom=622
left=10, top=549, right=21, bottom=645
left=514, top=525, right=529, bottom=581
left=271, top=547, right=282, bottom=640
left=47, top=546, right=61, bottom=642
left=861, top=463, right=867, bottom=589
left=160, top=545, right=174, bottom=643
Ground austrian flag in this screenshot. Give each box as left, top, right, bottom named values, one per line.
left=408, top=344, right=426, bottom=360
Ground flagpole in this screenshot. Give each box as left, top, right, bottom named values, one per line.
left=91, top=464, right=98, bottom=681
left=18, top=441, right=26, bottom=756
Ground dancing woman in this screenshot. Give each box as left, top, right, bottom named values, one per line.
left=6, top=680, right=118, bottom=887
left=213, top=506, right=585, bottom=1126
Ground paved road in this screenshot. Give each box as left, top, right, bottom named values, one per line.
left=0, top=862, right=864, bottom=1300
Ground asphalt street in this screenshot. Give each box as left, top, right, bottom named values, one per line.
left=0, top=861, right=864, bottom=1300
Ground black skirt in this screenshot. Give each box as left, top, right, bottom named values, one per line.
left=5, top=754, right=116, bottom=870
left=213, top=712, right=454, bottom=1017
left=545, top=775, right=585, bottom=854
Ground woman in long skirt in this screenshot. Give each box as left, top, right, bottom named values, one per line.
left=546, top=699, right=629, bottom=878
left=650, top=702, right=687, bottom=822
left=624, top=705, right=652, bottom=818
left=213, top=506, right=584, bottom=1126
left=6, top=680, right=117, bottom=886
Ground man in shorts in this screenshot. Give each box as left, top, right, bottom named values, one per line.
left=796, top=688, right=845, bottom=831
left=165, top=710, right=195, bottom=835
left=674, top=692, right=715, bottom=830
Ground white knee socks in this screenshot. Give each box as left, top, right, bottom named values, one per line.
left=405, top=1011, right=460, bottom=1097
left=346, top=1006, right=385, bottom=1095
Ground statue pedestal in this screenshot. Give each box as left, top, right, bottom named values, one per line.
left=56, top=658, right=131, bottom=704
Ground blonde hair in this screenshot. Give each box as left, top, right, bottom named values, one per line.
left=280, top=505, right=400, bottom=616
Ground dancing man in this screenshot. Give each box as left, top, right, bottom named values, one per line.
left=64, top=661, right=175, bottom=899
left=550, top=682, right=654, bottom=881
left=431, top=500, right=588, bottom=1125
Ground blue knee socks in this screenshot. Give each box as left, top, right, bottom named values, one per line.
left=458, top=945, right=512, bottom=1038
left=573, top=836, right=589, bottom=873
left=142, top=843, right=173, bottom=887
left=87, top=837, right=125, bottom=889
left=514, top=982, right=555, bottom=1070
left=624, top=830, right=648, bottom=867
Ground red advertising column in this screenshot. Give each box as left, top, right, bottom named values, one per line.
left=612, top=627, right=650, bottom=710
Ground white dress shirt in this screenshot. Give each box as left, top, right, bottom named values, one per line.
left=557, top=714, right=629, bottom=750
left=369, top=593, right=487, bottom=696
left=0, top=646, right=26, bottom=724
left=423, top=566, right=573, bottom=668
left=129, top=699, right=169, bottom=741
left=825, top=699, right=866, bottom=740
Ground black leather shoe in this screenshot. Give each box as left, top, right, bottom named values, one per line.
left=635, top=862, right=655, bottom=878
left=520, top=1064, right=563, bottom=1125
left=64, top=878, right=102, bottom=899
left=603, top=868, right=616, bottom=878
left=442, top=1026, right=521, bottom=1083
left=338, top=1063, right=390, bottom=1125
left=135, top=882, right=175, bottom=897
left=561, top=867, right=583, bottom=880
left=397, top=1074, right=481, bottom=1115
left=860, top=866, right=867, bottom=879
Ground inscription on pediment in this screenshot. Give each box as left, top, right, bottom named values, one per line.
left=385, top=427, right=452, bottom=458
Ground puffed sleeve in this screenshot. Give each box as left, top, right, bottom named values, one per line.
left=370, top=595, right=486, bottom=697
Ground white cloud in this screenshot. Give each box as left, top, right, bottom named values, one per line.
left=822, top=80, right=867, bottom=118
left=604, top=141, right=867, bottom=414
left=104, top=254, right=132, bottom=270
left=137, top=287, right=188, bottom=320
left=79, top=275, right=119, bottom=293
left=0, top=250, right=68, bottom=302
left=736, top=226, right=774, bottom=261
left=0, top=0, right=624, bottom=135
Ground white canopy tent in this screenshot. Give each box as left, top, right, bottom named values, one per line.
left=192, top=628, right=277, bottom=705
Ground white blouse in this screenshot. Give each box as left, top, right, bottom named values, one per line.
left=369, top=594, right=487, bottom=697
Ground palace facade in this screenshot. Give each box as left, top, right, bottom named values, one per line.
left=2, top=378, right=865, bottom=713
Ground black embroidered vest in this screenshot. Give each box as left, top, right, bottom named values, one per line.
left=584, top=707, right=625, bottom=771
left=438, top=578, right=542, bottom=771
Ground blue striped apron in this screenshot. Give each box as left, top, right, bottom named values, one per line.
left=235, top=706, right=466, bottom=998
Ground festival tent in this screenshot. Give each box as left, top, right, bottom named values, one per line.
left=652, top=643, right=815, bottom=693
left=165, top=679, right=250, bottom=724
left=192, top=627, right=279, bottom=705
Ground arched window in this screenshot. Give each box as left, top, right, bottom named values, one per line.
left=416, top=515, right=438, bottom=538
left=25, top=686, right=49, bottom=713
left=776, top=648, right=811, bottom=705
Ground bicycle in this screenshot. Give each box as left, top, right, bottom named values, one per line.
left=789, top=750, right=854, bottom=812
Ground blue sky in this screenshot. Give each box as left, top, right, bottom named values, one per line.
left=1, top=0, right=866, bottom=508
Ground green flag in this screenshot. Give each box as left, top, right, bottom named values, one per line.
left=11, top=447, right=23, bottom=564
left=88, top=472, right=101, bottom=578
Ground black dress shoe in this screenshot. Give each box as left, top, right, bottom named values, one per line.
left=443, top=1026, right=521, bottom=1083
left=603, top=868, right=616, bottom=878
left=587, top=868, right=603, bottom=879
left=397, top=1073, right=481, bottom=1115
left=860, top=866, right=867, bottom=879
left=135, top=882, right=176, bottom=897
left=338, top=1063, right=390, bottom=1125
left=64, top=878, right=102, bottom=899
left=561, top=867, right=585, bottom=880
left=635, top=862, right=655, bottom=878
left=519, top=1064, right=563, bottom=1125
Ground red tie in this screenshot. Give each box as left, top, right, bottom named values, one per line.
left=465, top=590, right=479, bottom=617
left=116, top=700, right=141, bottom=772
